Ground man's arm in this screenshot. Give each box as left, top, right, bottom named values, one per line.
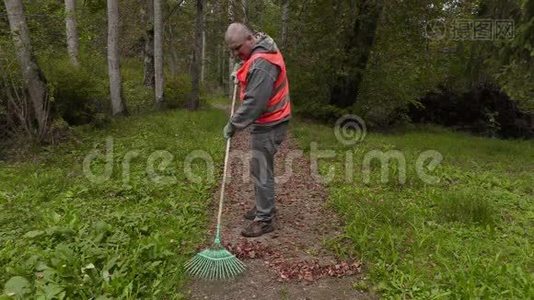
left=229, top=58, right=280, bottom=131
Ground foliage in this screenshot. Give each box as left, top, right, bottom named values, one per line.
left=165, top=74, right=194, bottom=109
left=282, top=0, right=533, bottom=127
left=41, top=57, right=108, bottom=125
left=0, top=107, right=228, bottom=298
left=294, top=120, right=534, bottom=298
left=0, top=35, right=20, bottom=142
left=283, top=0, right=447, bottom=124
left=284, top=0, right=345, bottom=121
left=2, top=0, right=532, bottom=131
left=37, top=53, right=196, bottom=124
left=410, top=84, right=534, bottom=139
left=482, top=0, right=534, bottom=111
left=353, top=0, right=451, bottom=127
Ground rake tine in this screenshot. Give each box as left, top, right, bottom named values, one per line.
left=195, top=256, right=208, bottom=276
left=200, top=259, right=211, bottom=279
left=215, top=262, right=221, bottom=280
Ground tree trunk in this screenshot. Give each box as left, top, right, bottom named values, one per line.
left=107, top=0, right=128, bottom=116
left=217, top=43, right=222, bottom=85
left=227, top=0, right=235, bottom=98
left=64, top=0, right=79, bottom=66
left=142, top=0, right=155, bottom=88
left=189, top=0, right=204, bottom=110
left=154, top=0, right=165, bottom=109
left=329, top=0, right=382, bottom=108
left=200, top=11, right=206, bottom=83
left=219, top=41, right=227, bottom=86
left=280, top=0, right=289, bottom=50
left=241, top=0, right=248, bottom=24
left=228, top=0, right=235, bottom=22
left=4, top=0, right=50, bottom=139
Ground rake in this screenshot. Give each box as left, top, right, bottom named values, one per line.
left=185, top=82, right=245, bottom=280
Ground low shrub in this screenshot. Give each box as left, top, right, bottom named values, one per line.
left=165, top=74, right=192, bottom=109
left=43, top=58, right=108, bottom=126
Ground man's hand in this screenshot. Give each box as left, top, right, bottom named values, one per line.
left=223, top=122, right=235, bottom=139
left=231, top=71, right=239, bottom=84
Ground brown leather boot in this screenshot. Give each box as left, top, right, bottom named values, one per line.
left=241, top=220, right=274, bottom=237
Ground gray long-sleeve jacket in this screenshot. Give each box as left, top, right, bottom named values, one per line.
left=230, top=34, right=290, bottom=134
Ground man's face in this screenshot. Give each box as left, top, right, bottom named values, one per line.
left=228, top=34, right=254, bottom=61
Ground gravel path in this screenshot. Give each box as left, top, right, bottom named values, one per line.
left=186, top=105, right=374, bottom=299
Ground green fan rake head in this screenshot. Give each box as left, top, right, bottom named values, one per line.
left=185, top=239, right=245, bottom=280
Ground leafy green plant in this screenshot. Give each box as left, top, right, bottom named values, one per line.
left=165, top=74, right=193, bottom=109
left=294, top=120, right=534, bottom=298
left=0, top=107, right=228, bottom=298
left=42, top=57, right=108, bottom=125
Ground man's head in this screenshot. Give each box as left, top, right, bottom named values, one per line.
left=225, top=23, right=256, bottom=61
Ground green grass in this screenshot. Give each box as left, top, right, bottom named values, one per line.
left=0, top=108, right=228, bottom=299
left=293, top=121, right=534, bottom=299
left=208, top=95, right=233, bottom=107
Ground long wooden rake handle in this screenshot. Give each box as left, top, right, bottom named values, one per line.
left=214, top=82, right=238, bottom=243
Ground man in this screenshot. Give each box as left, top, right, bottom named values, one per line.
left=223, top=23, right=291, bottom=237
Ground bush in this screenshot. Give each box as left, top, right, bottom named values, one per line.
left=121, top=79, right=152, bottom=113
left=295, top=101, right=348, bottom=123
left=40, top=56, right=199, bottom=122
left=165, top=74, right=192, bottom=109
left=43, top=58, right=108, bottom=126
left=409, top=85, right=534, bottom=139
left=122, top=70, right=193, bottom=111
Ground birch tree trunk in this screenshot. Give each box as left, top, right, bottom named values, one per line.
left=241, top=0, right=248, bottom=24
left=64, top=0, right=79, bottom=66
left=227, top=0, right=235, bottom=98
left=200, top=11, right=206, bottom=83
left=142, top=0, right=155, bottom=87
left=189, top=0, right=204, bottom=110
left=153, top=0, right=165, bottom=109
left=4, top=0, right=50, bottom=139
left=280, top=0, right=289, bottom=50
left=107, top=0, right=128, bottom=116
left=217, top=43, right=222, bottom=85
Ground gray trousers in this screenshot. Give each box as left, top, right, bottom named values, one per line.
left=250, top=121, right=288, bottom=221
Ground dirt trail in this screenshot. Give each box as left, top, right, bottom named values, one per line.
left=186, top=109, right=373, bottom=299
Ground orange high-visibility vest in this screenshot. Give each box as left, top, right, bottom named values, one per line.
left=236, top=51, right=291, bottom=124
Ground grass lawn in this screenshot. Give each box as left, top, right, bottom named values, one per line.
left=0, top=108, right=227, bottom=299
left=293, top=121, right=534, bottom=298
left=1, top=106, right=532, bottom=299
